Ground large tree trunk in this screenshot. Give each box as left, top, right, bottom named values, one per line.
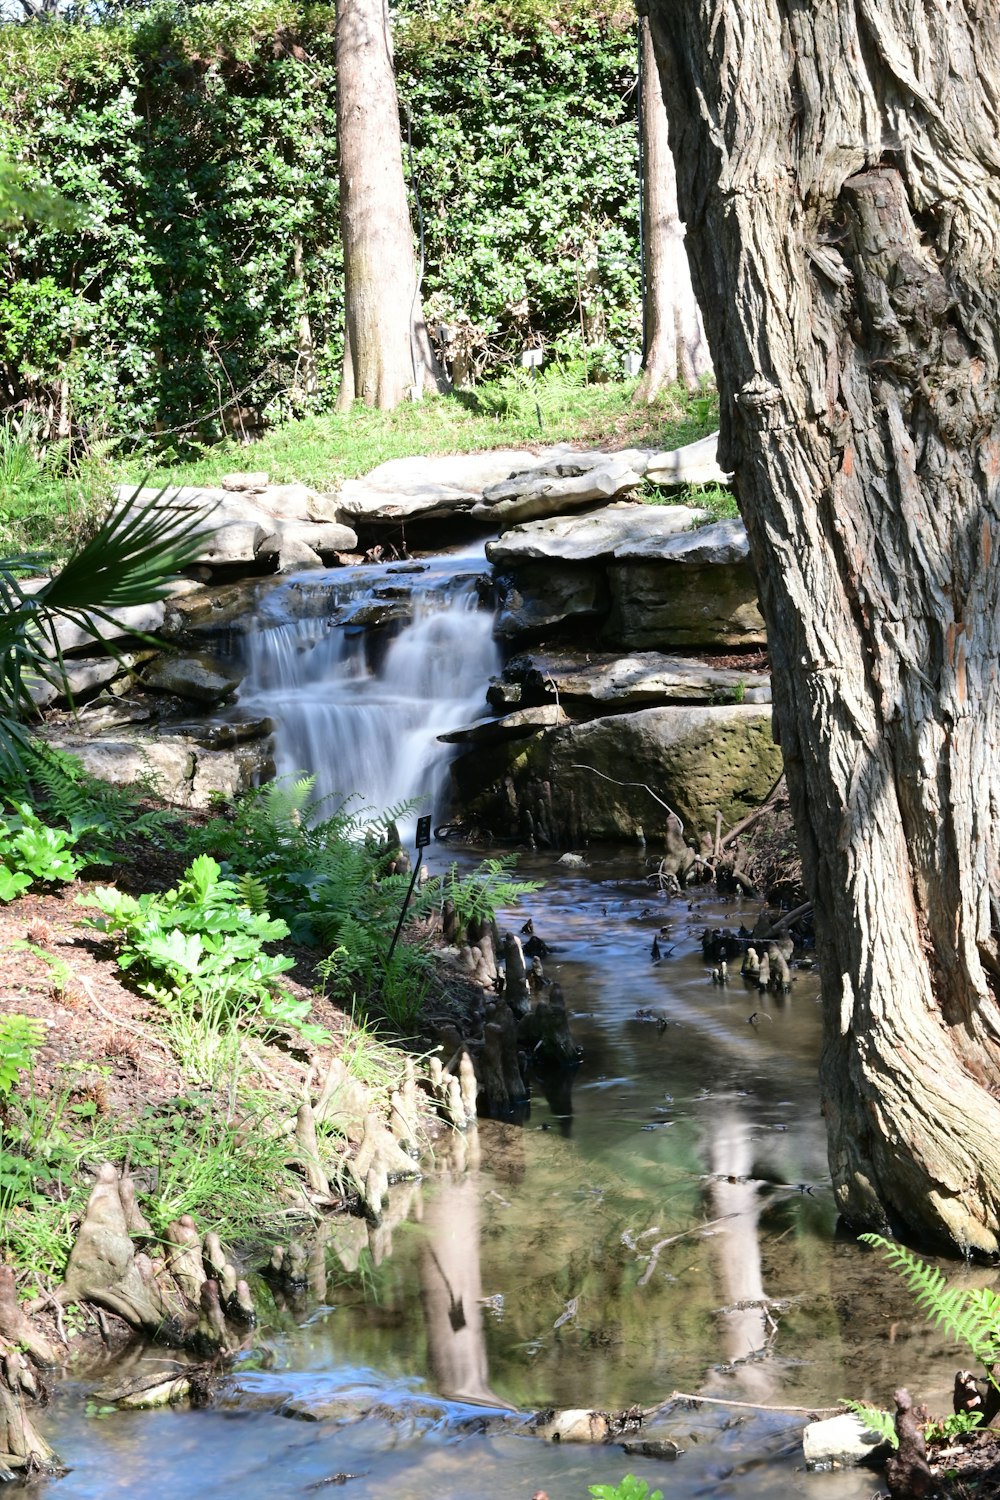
left=335, top=0, right=442, bottom=410
left=634, top=14, right=711, bottom=402
left=648, top=1, right=1000, bottom=1253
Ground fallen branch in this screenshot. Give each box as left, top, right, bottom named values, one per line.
left=647, top=1391, right=843, bottom=1417
left=720, top=774, right=787, bottom=851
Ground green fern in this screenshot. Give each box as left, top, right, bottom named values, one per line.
left=234, top=872, right=270, bottom=914
left=415, top=857, right=542, bottom=928
left=862, top=1233, right=1000, bottom=1378
left=839, top=1398, right=899, bottom=1449
left=0, top=1014, right=46, bottom=1098
left=24, top=742, right=176, bottom=859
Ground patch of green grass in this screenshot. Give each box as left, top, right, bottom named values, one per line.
left=133, top=1095, right=294, bottom=1241
left=644, top=479, right=737, bottom=521
left=123, top=378, right=718, bottom=496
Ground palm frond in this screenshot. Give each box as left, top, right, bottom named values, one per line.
left=0, top=486, right=210, bottom=773
left=36, top=486, right=209, bottom=611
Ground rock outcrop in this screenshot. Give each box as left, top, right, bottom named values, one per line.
left=489, top=508, right=765, bottom=650
left=448, top=704, right=781, bottom=844
left=39, top=432, right=778, bottom=840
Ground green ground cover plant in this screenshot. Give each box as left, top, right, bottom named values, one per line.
left=81, top=852, right=331, bottom=1067
left=589, top=1478, right=663, bottom=1500
left=0, top=802, right=84, bottom=900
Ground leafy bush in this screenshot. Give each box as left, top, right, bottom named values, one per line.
left=183, top=778, right=541, bottom=1030
left=1, top=0, right=642, bottom=438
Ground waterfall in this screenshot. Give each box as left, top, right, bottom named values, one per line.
left=236, top=560, right=500, bottom=831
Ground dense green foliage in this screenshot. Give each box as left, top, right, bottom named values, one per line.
left=395, top=0, right=640, bottom=377
left=1, top=0, right=642, bottom=442
left=0, top=801, right=83, bottom=899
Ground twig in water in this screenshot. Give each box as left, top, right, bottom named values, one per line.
left=637, top=1213, right=737, bottom=1287
left=646, top=1392, right=843, bottom=1417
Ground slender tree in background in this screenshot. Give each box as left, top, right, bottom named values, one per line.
left=335, top=0, right=443, bottom=410
left=634, top=10, right=710, bottom=402
left=649, top=0, right=1000, bottom=1252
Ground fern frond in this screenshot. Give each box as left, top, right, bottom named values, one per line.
left=862, top=1233, right=1000, bottom=1372
left=235, top=873, right=270, bottom=914
left=838, top=1399, right=898, bottom=1449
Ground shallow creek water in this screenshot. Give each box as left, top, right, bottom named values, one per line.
left=33, top=559, right=982, bottom=1496
left=38, top=855, right=973, bottom=1500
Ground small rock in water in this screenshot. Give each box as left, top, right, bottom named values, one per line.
left=802, top=1413, right=889, bottom=1468
left=557, top=852, right=586, bottom=867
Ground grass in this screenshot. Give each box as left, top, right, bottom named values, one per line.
left=127, top=374, right=719, bottom=494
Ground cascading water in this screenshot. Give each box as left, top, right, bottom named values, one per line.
left=236, top=554, right=500, bottom=831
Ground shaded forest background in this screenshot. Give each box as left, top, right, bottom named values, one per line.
left=0, top=0, right=645, bottom=446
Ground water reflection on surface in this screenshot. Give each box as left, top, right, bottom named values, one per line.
left=39, top=851, right=962, bottom=1499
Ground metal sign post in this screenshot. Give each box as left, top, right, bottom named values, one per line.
left=386, top=815, right=432, bottom=966
left=521, top=347, right=544, bottom=431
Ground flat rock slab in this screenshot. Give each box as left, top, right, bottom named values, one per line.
left=142, top=653, right=243, bottom=704
left=439, top=703, right=570, bottom=745
left=336, top=446, right=582, bottom=523
left=485, top=504, right=709, bottom=565
left=37, top=601, right=166, bottom=659
left=41, top=730, right=271, bottom=808
left=499, top=650, right=771, bottom=707
left=472, top=454, right=646, bottom=526
left=336, top=433, right=731, bottom=526
left=614, top=516, right=749, bottom=564
left=643, top=431, right=732, bottom=487
left=115, top=486, right=357, bottom=570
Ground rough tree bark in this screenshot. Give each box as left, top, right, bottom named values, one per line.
left=647, top=1, right=1000, bottom=1252
left=335, top=0, right=443, bottom=410
left=634, top=13, right=711, bottom=402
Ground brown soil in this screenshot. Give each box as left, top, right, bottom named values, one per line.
left=0, top=877, right=350, bottom=1130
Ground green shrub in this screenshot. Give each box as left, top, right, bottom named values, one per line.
left=0, top=802, right=84, bottom=900
left=1, top=0, right=642, bottom=437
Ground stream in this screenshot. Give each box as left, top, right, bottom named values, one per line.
left=34, top=556, right=974, bottom=1498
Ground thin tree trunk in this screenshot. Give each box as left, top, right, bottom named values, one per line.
left=634, top=13, right=710, bottom=403
left=292, top=238, right=318, bottom=403
left=335, top=0, right=443, bottom=410
left=649, top=0, right=1000, bottom=1252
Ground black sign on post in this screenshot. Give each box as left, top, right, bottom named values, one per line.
left=386, top=817, right=433, bottom=966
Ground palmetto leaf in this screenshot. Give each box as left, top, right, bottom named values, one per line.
left=0, top=486, right=209, bottom=771
left=40, top=488, right=206, bottom=611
